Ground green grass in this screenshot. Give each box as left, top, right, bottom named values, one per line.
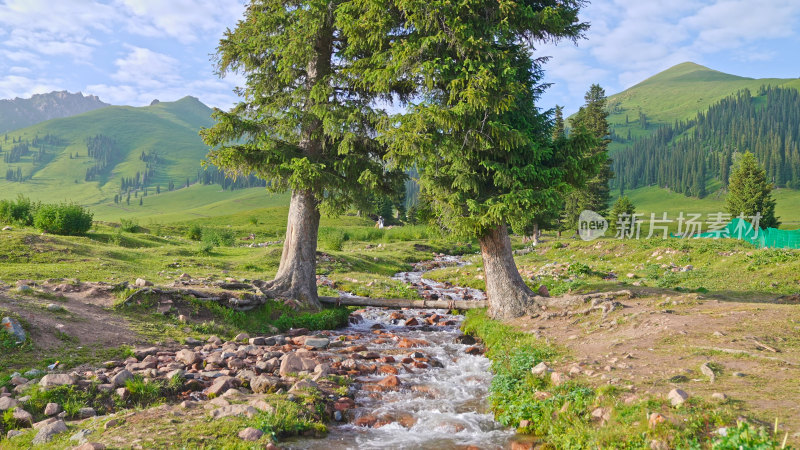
left=462, top=309, right=781, bottom=448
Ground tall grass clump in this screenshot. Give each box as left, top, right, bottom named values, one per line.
left=201, top=228, right=236, bottom=247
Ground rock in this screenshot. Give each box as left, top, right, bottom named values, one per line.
left=732, top=372, right=746, bottom=377
left=44, top=402, right=61, bottom=416
left=454, top=335, right=476, bottom=345
left=626, top=273, right=636, bottom=279
left=378, top=375, right=401, bottom=389
left=78, top=407, right=96, bottom=418
left=238, top=427, right=263, bottom=441
left=40, top=373, right=77, bottom=388
left=668, top=388, right=689, bottom=407
left=700, top=363, right=716, bottom=383
left=134, top=278, right=153, bottom=287
left=464, top=346, right=483, bottom=355
left=115, top=387, right=129, bottom=399
left=111, top=369, right=133, bottom=387
left=531, top=361, right=551, bottom=376
left=176, top=349, right=200, bottom=366
left=13, top=408, right=33, bottom=425
left=279, top=353, right=318, bottom=376
left=70, top=428, right=93, bottom=442
left=1, top=317, right=26, bottom=343
left=16, top=285, right=32, bottom=293
left=234, top=332, right=250, bottom=342
left=249, top=399, right=275, bottom=413
left=46, top=303, right=64, bottom=312
left=7, top=429, right=23, bottom=439
left=550, top=372, right=567, bottom=386
left=208, top=335, right=223, bottom=346
left=34, top=418, right=57, bottom=429
left=711, top=392, right=728, bottom=402
left=404, top=317, right=419, bottom=326
left=536, top=285, right=550, bottom=297
left=206, top=376, right=240, bottom=397
left=249, top=337, right=266, bottom=346
left=591, top=407, right=610, bottom=423
left=334, top=410, right=343, bottom=422
left=0, top=396, right=18, bottom=411
left=2, top=226, right=11, bottom=231
left=250, top=375, right=282, bottom=394
left=209, top=404, right=258, bottom=420
left=304, top=337, right=329, bottom=349
left=133, top=347, right=158, bottom=359
left=648, top=413, right=666, bottom=429
left=104, top=418, right=121, bottom=429
left=32, top=419, right=67, bottom=444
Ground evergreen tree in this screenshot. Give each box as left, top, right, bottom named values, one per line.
left=608, top=196, right=635, bottom=233
left=726, top=152, right=779, bottom=228
left=371, top=0, right=596, bottom=318
left=201, top=0, right=407, bottom=308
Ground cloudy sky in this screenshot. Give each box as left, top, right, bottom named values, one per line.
left=2, top=0, right=800, bottom=114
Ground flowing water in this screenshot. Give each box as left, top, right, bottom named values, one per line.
left=287, top=256, right=514, bottom=449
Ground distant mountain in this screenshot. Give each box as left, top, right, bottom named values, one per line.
left=0, top=91, right=110, bottom=134
left=0, top=96, right=265, bottom=207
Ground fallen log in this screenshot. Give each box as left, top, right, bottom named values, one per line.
left=319, top=296, right=487, bottom=310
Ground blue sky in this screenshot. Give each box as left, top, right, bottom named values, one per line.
left=2, top=0, right=800, bottom=115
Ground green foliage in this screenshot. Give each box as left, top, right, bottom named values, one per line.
left=319, top=228, right=348, bottom=252
left=120, top=218, right=141, bottom=233
left=33, top=202, right=93, bottom=235
left=201, top=228, right=236, bottom=247
left=0, top=194, right=37, bottom=225
left=250, top=397, right=327, bottom=440
left=0, top=328, right=19, bottom=351
left=200, top=0, right=406, bottom=216
left=372, top=0, right=594, bottom=238
left=711, top=421, right=785, bottom=449
left=726, top=152, right=780, bottom=228
left=125, top=376, right=166, bottom=407
left=186, top=223, right=203, bottom=241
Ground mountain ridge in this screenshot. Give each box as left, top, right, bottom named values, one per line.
left=0, top=90, right=110, bottom=134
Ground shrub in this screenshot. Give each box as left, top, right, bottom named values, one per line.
left=120, top=218, right=140, bottom=233
left=0, top=194, right=38, bottom=226
left=319, top=228, right=348, bottom=251
left=186, top=223, right=203, bottom=241
left=202, top=228, right=236, bottom=247
left=33, top=203, right=93, bottom=235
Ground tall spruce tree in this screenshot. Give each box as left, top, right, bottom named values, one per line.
left=726, top=152, right=779, bottom=228
left=370, top=0, right=598, bottom=318
left=562, top=84, right=613, bottom=232
left=201, top=0, right=406, bottom=309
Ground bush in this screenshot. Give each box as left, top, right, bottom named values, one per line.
left=33, top=203, right=93, bottom=235
left=202, top=228, right=236, bottom=247
left=0, top=195, right=38, bottom=226
left=319, top=228, right=348, bottom=251
left=186, top=223, right=203, bottom=241
left=120, top=218, right=140, bottom=233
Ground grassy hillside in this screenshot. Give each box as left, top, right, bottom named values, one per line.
left=0, top=96, right=218, bottom=207
left=614, top=185, right=800, bottom=230
left=605, top=62, right=799, bottom=151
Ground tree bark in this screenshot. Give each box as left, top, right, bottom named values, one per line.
left=479, top=224, right=538, bottom=319
left=256, top=189, right=321, bottom=309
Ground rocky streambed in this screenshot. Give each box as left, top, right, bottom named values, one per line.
left=1, top=256, right=513, bottom=448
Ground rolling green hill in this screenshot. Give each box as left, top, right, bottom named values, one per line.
left=605, top=62, right=800, bottom=151
left=0, top=96, right=234, bottom=208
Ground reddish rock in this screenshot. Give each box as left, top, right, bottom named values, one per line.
left=413, top=362, right=429, bottom=369
left=379, top=356, right=395, bottom=363
left=345, top=345, right=368, bottom=353
left=354, top=415, right=377, bottom=427
left=379, top=365, right=399, bottom=375
left=404, top=318, right=419, bottom=326
left=464, top=346, right=483, bottom=355
left=378, top=375, right=402, bottom=388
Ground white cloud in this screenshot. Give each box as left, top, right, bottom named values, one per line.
left=111, top=46, right=181, bottom=88
left=115, top=0, right=246, bottom=44
left=0, top=75, right=63, bottom=99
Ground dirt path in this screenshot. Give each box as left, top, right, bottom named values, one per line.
left=509, top=288, right=800, bottom=439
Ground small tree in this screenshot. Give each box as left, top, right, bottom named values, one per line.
left=726, top=152, right=779, bottom=228
left=608, top=196, right=635, bottom=233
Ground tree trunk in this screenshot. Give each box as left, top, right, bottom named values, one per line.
left=532, top=222, right=540, bottom=245
left=257, top=10, right=334, bottom=310
left=257, top=189, right=321, bottom=309
left=479, top=224, right=537, bottom=319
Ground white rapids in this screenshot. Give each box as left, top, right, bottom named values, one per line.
left=287, top=257, right=513, bottom=450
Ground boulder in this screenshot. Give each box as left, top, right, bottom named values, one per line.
left=668, top=388, right=689, bottom=407
left=40, top=373, right=77, bottom=388
left=176, top=349, right=200, bottom=366
left=234, top=333, right=250, bottom=342
left=0, top=396, right=18, bottom=411
left=13, top=408, right=33, bottom=426
left=134, top=278, right=153, bottom=287
left=304, top=337, right=329, bottom=349
left=110, top=369, right=133, bottom=387
left=44, top=402, right=61, bottom=416
left=206, top=376, right=240, bottom=397
left=1, top=317, right=26, bottom=343
left=238, top=427, right=263, bottom=441
left=279, top=353, right=318, bottom=376
left=32, top=419, right=68, bottom=444
left=209, top=404, right=258, bottom=420
left=531, top=362, right=551, bottom=376
left=250, top=375, right=282, bottom=394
